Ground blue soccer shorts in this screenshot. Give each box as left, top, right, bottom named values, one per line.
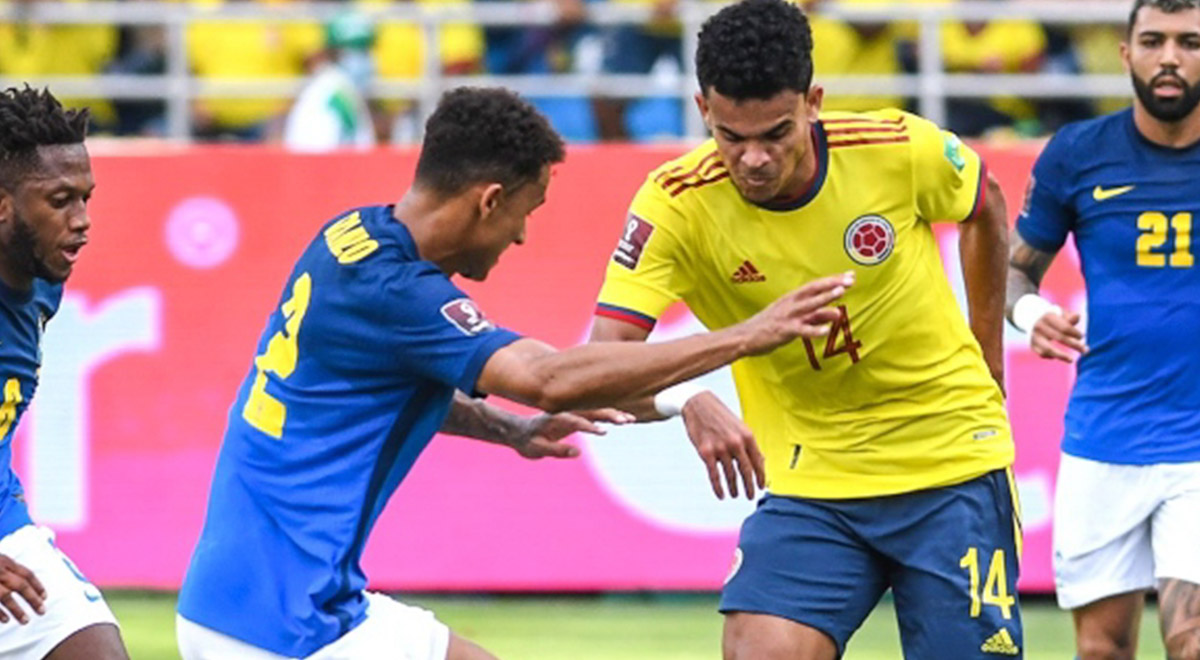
left=720, top=469, right=1023, bottom=658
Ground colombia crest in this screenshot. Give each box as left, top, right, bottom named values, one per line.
left=844, top=215, right=895, bottom=266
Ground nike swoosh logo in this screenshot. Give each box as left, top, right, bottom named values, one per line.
left=1093, top=185, right=1135, bottom=201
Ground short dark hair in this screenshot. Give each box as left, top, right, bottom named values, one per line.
left=1128, top=0, right=1200, bottom=34
left=696, top=0, right=814, bottom=100
left=415, top=87, right=565, bottom=196
left=0, top=86, right=89, bottom=190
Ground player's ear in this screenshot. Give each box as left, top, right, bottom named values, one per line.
left=694, top=92, right=712, bottom=130
left=1119, top=40, right=1132, bottom=74
left=0, top=188, right=11, bottom=226
left=805, top=85, right=824, bottom=122
left=477, top=182, right=504, bottom=220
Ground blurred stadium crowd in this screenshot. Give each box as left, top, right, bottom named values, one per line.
left=0, top=0, right=1133, bottom=143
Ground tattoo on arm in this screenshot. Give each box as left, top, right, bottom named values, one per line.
left=440, top=391, right=528, bottom=447
left=1006, top=231, right=1058, bottom=322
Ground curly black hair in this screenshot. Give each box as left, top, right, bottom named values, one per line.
left=1129, top=0, right=1200, bottom=33
left=0, top=86, right=89, bottom=189
left=696, top=0, right=814, bottom=100
left=415, top=87, right=565, bottom=196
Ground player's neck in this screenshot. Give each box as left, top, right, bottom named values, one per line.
left=392, top=190, right=468, bottom=275
left=1132, top=104, right=1200, bottom=149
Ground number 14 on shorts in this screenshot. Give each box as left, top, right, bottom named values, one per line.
left=960, top=547, right=1015, bottom=619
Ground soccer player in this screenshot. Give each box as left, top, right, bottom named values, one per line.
left=1007, top=1, right=1200, bottom=658
left=175, top=86, right=853, bottom=660
left=590, top=1, right=1020, bottom=658
left=0, top=87, right=129, bottom=658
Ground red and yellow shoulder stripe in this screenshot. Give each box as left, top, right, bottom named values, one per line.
left=652, top=148, right=730, bottom=197
left=824, top=114, right=911, bottom=149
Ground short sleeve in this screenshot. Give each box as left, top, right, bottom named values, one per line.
left=315, top=261, right=520, bottom=394
left=595, top=180, right=690, bottom=330
left=377, top=270, right=520, bottom=393
left=1015, top=131, right=1076, bottom=253
left=908, top=113, right=987, bottom=224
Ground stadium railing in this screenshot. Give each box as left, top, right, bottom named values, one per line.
left=0, top=0, right=1131, bottom=141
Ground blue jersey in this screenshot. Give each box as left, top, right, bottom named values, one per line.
left=177, top=206, right=521, bottom=656
left=0, top=279, right=62, bottom=537
left=1017, top=108, right=1200, bottom=465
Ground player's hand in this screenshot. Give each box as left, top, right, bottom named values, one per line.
left=742, top=272, right=854, bottom=355
left=514, top=409, right=634, bottom=460
left=0, top=553, right=45, bottom=625
left=1031, top=309, right=1088, bottom=363
left=681, top=392, right=765, bottom=500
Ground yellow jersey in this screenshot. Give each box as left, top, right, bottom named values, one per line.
left=596, top=109, right=1013, bottom=499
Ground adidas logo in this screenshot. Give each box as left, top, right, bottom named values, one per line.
left=981, top=628, right=1020, bottom=655
left=731, top=260, right=766, bottom=283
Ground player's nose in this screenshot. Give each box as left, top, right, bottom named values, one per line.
left=740, top=144, right=772, bottom=169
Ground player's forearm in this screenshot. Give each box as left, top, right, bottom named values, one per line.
left=440, top=391, right=529, bottom=447
left=1005, top=231, right=1057, bottom=325
left=959, top=175, right=1008, bottom=375
left=523, top=328, right=753, bottom=413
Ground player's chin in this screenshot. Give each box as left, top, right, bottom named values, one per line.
left=42, top=260, right=73, bottom=284
left=733, top=178, right=780, bottom=203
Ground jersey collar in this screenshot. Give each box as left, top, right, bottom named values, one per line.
left=753, top=122, right=828, bottom=213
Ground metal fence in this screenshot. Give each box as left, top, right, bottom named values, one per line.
left=0, top=0, right=1133, bottom=140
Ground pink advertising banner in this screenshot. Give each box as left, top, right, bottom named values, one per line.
left=21, top=142, right=1077, bottom=592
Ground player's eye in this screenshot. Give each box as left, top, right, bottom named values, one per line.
left=766, top=126, right=792, bottom=141
left=49, top=195, right=71, bottom=209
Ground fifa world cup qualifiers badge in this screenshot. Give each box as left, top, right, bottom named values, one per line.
left=612, top=214, right=655, bottom=270
left=440, top=299, right=496, bottom=336
left=844, top=215, right=896, bottom=266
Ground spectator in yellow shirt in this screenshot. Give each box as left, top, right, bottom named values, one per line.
left=940, top=15, right=1048, bottom=135
left=0, top=0, right=118, bottom=128
left=805, top=0, right=905, bottom=112
left=186, top=0, right=321, bottom=140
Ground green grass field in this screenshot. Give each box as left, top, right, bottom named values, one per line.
left=112, top=592, right=1167, bottom=659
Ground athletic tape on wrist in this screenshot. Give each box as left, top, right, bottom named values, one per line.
left=1012, top=294, right=1061, bottom=335
left=653, top=382, right=710, bottom=418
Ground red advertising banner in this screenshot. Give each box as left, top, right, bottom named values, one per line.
left=23, top=142, right=1076, bottom=592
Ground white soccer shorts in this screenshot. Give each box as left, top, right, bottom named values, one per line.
left=1053, top=453, right=1200, bottom=609
left=177, top=592, right=451, bottom=660
left=0, top=524, right=119, bottom=658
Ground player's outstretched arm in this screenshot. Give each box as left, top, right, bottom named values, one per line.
left=0, top=553, right=45, bottom=625
left=477, top=273, right=854, bottom=414
left=959, top=172, right=1010, bottom=393
left=440, top=391, right=634, bottom=459
left=1006, top=230, right=1088, bottom=362
left=590, top=319, right=766, bottom=501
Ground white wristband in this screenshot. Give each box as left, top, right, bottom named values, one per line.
left=1011, top=294, right=1061, bottom=335
left=654, top=382, right=710, bottom=417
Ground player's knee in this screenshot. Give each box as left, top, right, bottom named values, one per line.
left=1076, top=632, right=1136, bottom=660
left=722, top=613, right=835, bottom=660
left=1164, top=625, right=1200, bottom=660
left=446, top=632, right=498, bottom=660
left=45, top=623, right=129, bottom=660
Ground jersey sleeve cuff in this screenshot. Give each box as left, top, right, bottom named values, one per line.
left=962, top=162, right=988, bottom=222
left=1014, top=220, right=1067, bottom=253
left=595, top=303, right=658, bottom=331
left=457, top=329, right=523, bottom=396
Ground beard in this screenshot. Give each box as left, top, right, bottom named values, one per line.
left=2, top=212, right=62, bottom=284
left=1132, top=69, right=1200, bottom=123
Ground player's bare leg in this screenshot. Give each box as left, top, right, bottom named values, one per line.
left=1072, top=590, right=1145, bottom=660
left=1160, top=579, right=1200, bottom=660
left=722, top=612, right=836, bottom=660
left=44, top=623, right=129, bottom=660
left=447, top=632, right=498, bottom=660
